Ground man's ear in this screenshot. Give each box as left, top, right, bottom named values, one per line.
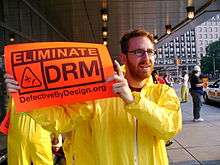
left=119, top=53, right=127, bottom=65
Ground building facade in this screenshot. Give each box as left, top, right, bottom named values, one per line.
left=155, top=13, right=220, bottom=79
left=195, top=14, right=220, bottom=59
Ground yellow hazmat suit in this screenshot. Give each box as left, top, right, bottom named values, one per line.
left=7, top=98, right=53, bottom=165
left=29, top=77, right=182, bottom=165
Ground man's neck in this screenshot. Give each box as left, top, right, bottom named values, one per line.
left=125, top=75, right=147, bottom=89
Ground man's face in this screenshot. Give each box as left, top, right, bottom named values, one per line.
left=125, top=36, right=155, bottom=81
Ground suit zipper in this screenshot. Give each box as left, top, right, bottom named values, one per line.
left=134, top=117, right=139, bottom=165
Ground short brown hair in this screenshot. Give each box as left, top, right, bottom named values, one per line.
left=120, top=29, right=154, bottom=54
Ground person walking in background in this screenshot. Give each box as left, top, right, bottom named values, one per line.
left=190, top=65, right=204, bottom=122
left=163, top=74, right=172, bottom=87
left=152, top=69, right=165, bottom=84
left=181, top=71, right=189, bottom=103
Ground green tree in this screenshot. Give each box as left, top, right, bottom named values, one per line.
left=201, top=39, right=220, bottom=74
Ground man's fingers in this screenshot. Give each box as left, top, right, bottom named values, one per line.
left=7, top=88, right=19, bottom=93
left=4, top=78, right=19, bottom=85
left=106, top=74, right=123, bottom=82
left=4, top=73, right=14, bottom=79
left=4, top=73, right=19, bottom=85
left=112, top=87, right=121, bottom=95
left=6, top=83, right=20, bottom=90
left=114, top=60, right=124, bottom=78
left=112, top=82, right=126, bottom=89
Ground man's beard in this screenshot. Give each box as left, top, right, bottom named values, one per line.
left=126, top=58, right=153, bottom=81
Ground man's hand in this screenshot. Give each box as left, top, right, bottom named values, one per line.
left=4, top=74, right=20, bottom=94
left=106, top=60, right=134, bottom=104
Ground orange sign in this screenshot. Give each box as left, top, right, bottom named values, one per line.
left=4, top=42, right=115, bottom=112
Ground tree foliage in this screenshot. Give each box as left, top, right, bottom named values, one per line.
left=201, top=39, right=220, bottom=74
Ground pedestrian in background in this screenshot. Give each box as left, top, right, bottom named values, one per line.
left=163, top=74, right=172, bottom=87
left=181, top=71, right=189, bottom=103
left=189, top=65, right=204, bottom=122
left=152, top=70, right=165, bottom=84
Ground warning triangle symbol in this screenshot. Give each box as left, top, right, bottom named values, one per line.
left=21, top=67, right=42, bottom=89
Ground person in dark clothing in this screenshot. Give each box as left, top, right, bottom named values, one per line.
left=190, top=65, right=204, bottom=122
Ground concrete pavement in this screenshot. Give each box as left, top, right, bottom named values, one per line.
left=168, top=84, right=220, bottom=165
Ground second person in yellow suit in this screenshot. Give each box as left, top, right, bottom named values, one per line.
left=5, top=29, right=182, bottom=165
left=7, top=98, right=53, bottom=165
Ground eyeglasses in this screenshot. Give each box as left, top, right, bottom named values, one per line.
left=127, top=49, right=155, bottom=57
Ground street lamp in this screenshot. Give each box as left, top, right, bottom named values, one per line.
left=100, top=8, right=108, bottom=22
left=186, top=6, right=195, bottom=19
left=165, top=25, right=172, bottom=34
left=9, top=34, right=15, bottom=42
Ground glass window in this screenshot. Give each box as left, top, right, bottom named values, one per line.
left=191, top=30, right=195, bottom=35
left=181, top=35, right=184, bottom=41
left=31, top=12, right=41, bottom=41
left=176, top=36, right=179, bottom=41
left=20, top=2, right=32, bottom=35
left=204, top=34, right=207, bottom=39
left=0, top=27, right=5, bottom=54
left=214, top=27, right=218, bottom=32
left=170, top=48, right=174, bottom=52
left=0, top=0, right=4, bottom=22
left=203, top=27, right=207, bottom=32
left=40, top=20, right=48, bottom=41
left=200, top=47, right=203, bottom=52
left=158, top=48, right=162, bottom=53
left=209, top=34, right=213, bottom=39
left=7, top=1, right=20, bottom=30
left=170, top=41, right=173, bottom=46
left=209, top=27, right=212, bottom=32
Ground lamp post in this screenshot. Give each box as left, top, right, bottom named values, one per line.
left=212, top=56, right=216, bottom=75
left=175, top=58, right=180, bottom=82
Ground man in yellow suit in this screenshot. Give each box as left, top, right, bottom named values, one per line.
left=5, top=29, right=182, bottom=165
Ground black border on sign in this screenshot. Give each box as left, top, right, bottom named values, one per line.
left=10, top=47, right=105, bottom=95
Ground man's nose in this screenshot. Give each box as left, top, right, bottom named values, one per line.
left=141, top=52, right=150, bottom=61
